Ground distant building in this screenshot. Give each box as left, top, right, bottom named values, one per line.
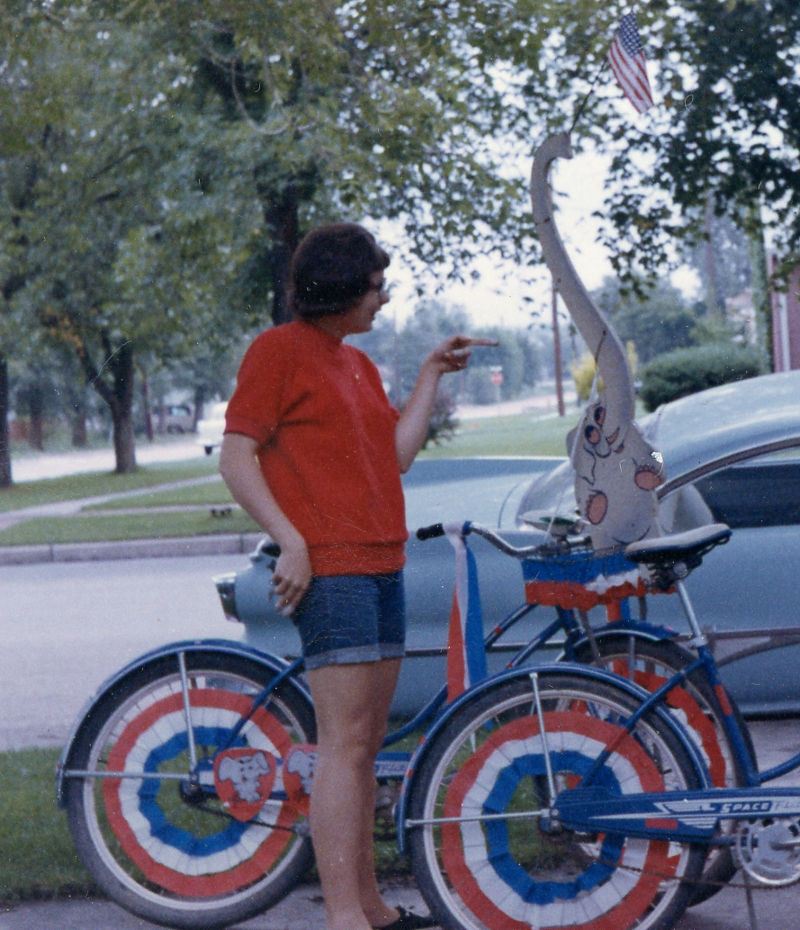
left=771, top=264, right=800, bottom=372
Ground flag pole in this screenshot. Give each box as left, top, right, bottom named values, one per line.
left=569, top=55, right=609, bottom=135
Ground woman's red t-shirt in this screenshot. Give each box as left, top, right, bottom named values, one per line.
left=224, top=321, right=408, bottom=576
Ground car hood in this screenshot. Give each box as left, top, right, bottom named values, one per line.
left=516, top=370, right=800, bottom=525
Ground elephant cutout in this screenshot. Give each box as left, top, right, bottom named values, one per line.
left=214, top=748, right=276, bottom=822
left=569, top=394, right=664, bottom=551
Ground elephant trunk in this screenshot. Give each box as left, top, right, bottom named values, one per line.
left=529, top=132, right=634, bottom=424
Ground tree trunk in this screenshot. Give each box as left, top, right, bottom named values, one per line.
left=111, top=402, right=137, bottom=473
left=141, top=375, right=154, bottom=441
left=110, top=340, right=137, bottom=473
left=0, top=354, right=12, bottom=488
left=78, top=333, right=138, bottom=473
left=27, top=383, right=45, bottom=451
left=70, top=410, right=88, bottom=447
left=259, top=178, right=301, bottom=326
left=704, top=195, right=724, bottom=319
left=745, top=201, right=773, bottom=369
left=192, top=385, right=206, bottom=430
left=551, top=279, right=565, bottom=417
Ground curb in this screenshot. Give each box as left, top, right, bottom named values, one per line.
left=0, top=532, right=265, bottom=566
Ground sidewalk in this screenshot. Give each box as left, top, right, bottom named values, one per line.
left=0, top=440, right=252, bottom=564
left=8, top=437, right=208, bottom=483
left=3, top=837, right=800, bottom=930
left=0, top=880, right=437, bottom=930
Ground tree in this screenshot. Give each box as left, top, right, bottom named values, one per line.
left=594, top=277, right=701, bottom=364
left=597, top=2, right=800, bottom=307
left=0, top=13, right=253, bottom=474
left=5, top=0, right=797, bottom=483
left=78, top=0, right=548, bottom=321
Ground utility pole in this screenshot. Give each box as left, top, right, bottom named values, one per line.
left=552, top=277, right=566, bottom=417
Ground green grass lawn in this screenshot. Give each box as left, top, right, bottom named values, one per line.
left=420, top=409, right=572, bottom=459
left=0, top=749, right=99, bottom=901
left=0, top=458, right=220, bottom=513
left=0, top=408, right=575, bottom=548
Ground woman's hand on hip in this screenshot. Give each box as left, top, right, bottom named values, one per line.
left=272, top=540, right=312, bottom=616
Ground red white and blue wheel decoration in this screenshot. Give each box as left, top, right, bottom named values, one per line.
left=103, top=689, right=298, bottom=897
left=440, top=711, right=677, bottom=929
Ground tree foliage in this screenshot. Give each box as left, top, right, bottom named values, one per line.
left=597, top=1, right=800, bottom=284
left=1, top=0, right=798, bottom=483
left=594, top=277, right=701, bottom=364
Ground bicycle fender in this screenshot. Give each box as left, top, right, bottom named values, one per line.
left=395, top=661, right=710, bottom=854
left=562, top=619, right=678, bottom=660
left=56, top=638, right=308, bottom=806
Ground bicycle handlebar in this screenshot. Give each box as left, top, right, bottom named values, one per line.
left=255, top=539, right=281, bottom=558
left=415, top=521, right=564, bottom=559
left=416, top=523, right=446, bottom=541
left=255, top=522, right=572, bottom=564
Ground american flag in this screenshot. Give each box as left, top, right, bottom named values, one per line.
left=608, top=12, right=654, bottom=114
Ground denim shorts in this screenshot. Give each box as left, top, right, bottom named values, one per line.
left=294, top=572, right=406, bottom=670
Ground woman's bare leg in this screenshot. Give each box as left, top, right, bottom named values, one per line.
left=306, top=659, right=403, bottom=930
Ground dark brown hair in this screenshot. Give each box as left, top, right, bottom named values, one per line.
left=288, top=222, right=390, bottom=319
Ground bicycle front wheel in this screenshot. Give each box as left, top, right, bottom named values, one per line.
left=406, top=669, right=706, bottom=930
left=63, top=649, right=315, bottom=930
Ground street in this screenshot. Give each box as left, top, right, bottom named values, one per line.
left=0, top=553, right=247, bottom=750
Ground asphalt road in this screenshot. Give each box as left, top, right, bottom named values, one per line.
left=0, top=553, right=250, bottom=750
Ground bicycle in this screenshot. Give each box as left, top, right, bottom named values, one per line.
left=56, top=518, right=743, bottom=929
left=403, top=525, right=800, bottom=930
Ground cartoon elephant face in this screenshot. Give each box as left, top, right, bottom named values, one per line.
left=217, top=751, right=271, bottom=804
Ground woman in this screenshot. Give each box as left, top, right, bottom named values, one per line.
left=220, top=222, right=493, bottom=930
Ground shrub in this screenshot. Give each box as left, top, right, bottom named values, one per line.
left=571, top=352, right=599, bottom=402
left=398, top=389, right=458, bottom=448
left=639, top=342, right=765, bottom=411
left=571, top=342, right=640, bottom=401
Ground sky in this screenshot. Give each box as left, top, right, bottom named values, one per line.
left=376, top=144, right=701, bottom=332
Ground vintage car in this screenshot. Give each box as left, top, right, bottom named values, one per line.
left=231, top=370, right=800, bottom=715
left=196, top=401, right=228, bottom=455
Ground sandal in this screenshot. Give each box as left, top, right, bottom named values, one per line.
left=373, top=905, right=437, bottom=929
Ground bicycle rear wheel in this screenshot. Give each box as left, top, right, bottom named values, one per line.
left=406, top=669, right=706, bottom=930
left=574, top=633, right=753, bottom=902
left=63, top=649, right=315, bottom=930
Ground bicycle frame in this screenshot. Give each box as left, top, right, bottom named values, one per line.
left=56, top=544, right=678, bottom=804
left=403, top=574, right=800, bottom=855
left=551, top=645, right=800, bottom=843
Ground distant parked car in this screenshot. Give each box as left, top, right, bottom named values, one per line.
left=227, top=370, right=800, bottom=715
left=196, top=401, right=227, bottom=455
left=150, top=403, right=194, bottom=434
